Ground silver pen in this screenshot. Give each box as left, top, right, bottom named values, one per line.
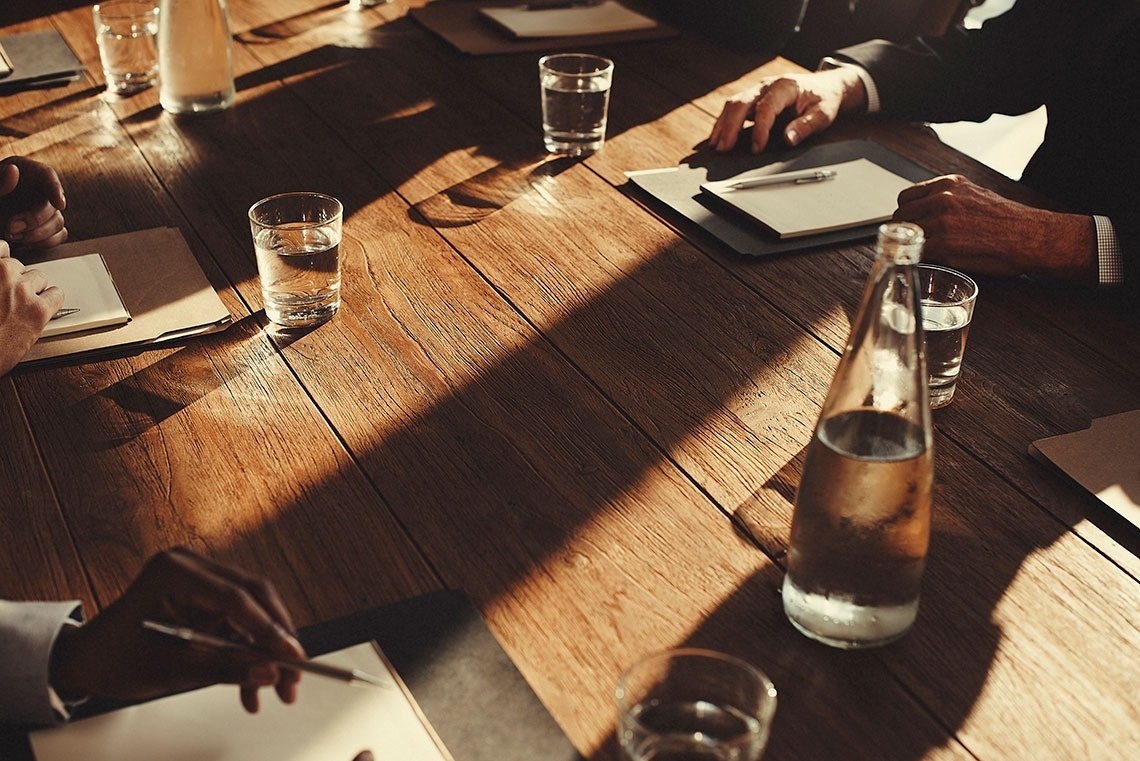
left=142, top=620, right=387, bottom=687
left=727, top=169, right=838, bottom=190
left=50, top=307, right=81, bottom=321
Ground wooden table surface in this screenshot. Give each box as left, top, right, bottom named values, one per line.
left=3, top=2, right=1138, bottom=758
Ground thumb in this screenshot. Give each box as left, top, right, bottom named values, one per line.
left=783, top=106, right=833, bottom=148
left=0, top=163, right=18, bottom=198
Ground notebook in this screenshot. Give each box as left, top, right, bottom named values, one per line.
left=625, top=139, right=937, bottom=257
left=34, top=254, right=131, bottom=338
left=0, top=30, right=84, bottom=92
left=20, top=227, right=233, bottom=365
left=1030, top=410, right=1140, bottom=532
left=699, top=158, right=914, bottom=239
left=29, top=643, right=452, bottom=761
left=480, top=1, right=657, bottom=38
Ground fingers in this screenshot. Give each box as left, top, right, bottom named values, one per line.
left=0, top=163, right=18, bottom=198
left=7, top=205, right=68, bottom=248
left=710, top=78, right=803, bottom=154
left=160, top=547, right=304, bottom=658
left=0, top=156, right=67, bottom=249
left=710, top=85, right=764, bottom=153
left=747, top=78, right=803, bottom=154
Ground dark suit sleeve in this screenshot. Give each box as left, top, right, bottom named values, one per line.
left=829, top=0, right=1079, bottom=124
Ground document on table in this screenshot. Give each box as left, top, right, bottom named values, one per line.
left=699, top=158, right=914, bottom=239
left=20, top=227, right=233, bottom=364
left=1030, top=410, right=1140, bottom=531
left=35, top=254, right=131, bottom=338
left=480, top=1, right=656, bottom=38
left=30, top=642, right=454, bottom=761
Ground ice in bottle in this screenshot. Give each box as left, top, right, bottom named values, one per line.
left=157, top=0, right=235, bottom=114
left=782, top=222, right=934, bottom=649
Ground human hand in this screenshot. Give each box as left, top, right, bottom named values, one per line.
left=709, top=67, right=866, bottom=154
left=0, top=156, right=68, bottom=248
left=0, top=240, right=64, bottom=375
left=893, top=175, right=1097, bottom=282
left=49, top=547, right=307, bottom=714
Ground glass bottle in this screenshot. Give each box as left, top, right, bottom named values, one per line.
left=781, top=222, right=934, bottom=649
left=157, top=0, right=235, bottom=114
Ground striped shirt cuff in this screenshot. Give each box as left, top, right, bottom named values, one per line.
left=1094, top=215, right=1124, bottom=286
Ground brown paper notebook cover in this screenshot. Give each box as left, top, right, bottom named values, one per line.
left=1029, top=410, right=1140, bottom=531
left=411, top=0, right=677, bottom=56
left=20, top=227, right=233, bottom=365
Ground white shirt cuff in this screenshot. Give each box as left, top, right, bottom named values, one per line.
left=0, top=600, right=83, bottom=725
left=819, top=56, right=881, bottom=113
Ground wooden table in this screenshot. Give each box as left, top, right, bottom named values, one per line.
left=3, top=2, right=1138, bottom=758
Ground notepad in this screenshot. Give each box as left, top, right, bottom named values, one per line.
left=700, top=158, right=914, bottom=239
left=35, top=253, right=131, bottom=338
left=481, top=1, right=657, bottom=38
left=0, top=30, right=84, bottom=91
left=1030, top=410, right=1140, bottom=531
left=30, top=642, right=453, bottom=761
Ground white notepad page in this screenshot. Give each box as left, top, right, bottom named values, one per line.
left=30, top=643, right=453, bottom=761
left=701, top=158, right=915, bottom=239
left=34, top=253, right=131, bottom=338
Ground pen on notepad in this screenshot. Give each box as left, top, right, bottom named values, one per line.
left=50, top=308, right=81, bottom=321
left=727, top=169, right=838, bottom=190
left=141, top=620, right=387, bottom=687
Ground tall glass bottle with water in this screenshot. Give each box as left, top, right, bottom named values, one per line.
left=157, top=0, right=235, bottom=114
left=782, top=222, right=934, bottom=649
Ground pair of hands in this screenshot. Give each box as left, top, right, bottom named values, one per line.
left=708, top=71, right=1096, bottom=283
left=49, top=547, right=306, bottom=714
left=0, top=156, right=70, bottom=375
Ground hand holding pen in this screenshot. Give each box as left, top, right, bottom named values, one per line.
left=49, top=547, right=308, bottom=714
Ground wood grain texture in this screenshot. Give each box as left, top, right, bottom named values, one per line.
left=3, top=2, right=1138, bottom=760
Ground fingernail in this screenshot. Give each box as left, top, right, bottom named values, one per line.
left=8, top=219, right=26, bottom=234
left=785, top=129, right=799, bottom=146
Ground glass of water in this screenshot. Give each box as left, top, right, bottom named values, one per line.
left=616, top=649, right=777, bottom=761
left=249, top=192, right=343, bottom=329
left=917, top=264, right=979, bottom=408
left=538, top=53, right=614, bottom=156
left=92, top=0, right=159, bottom=95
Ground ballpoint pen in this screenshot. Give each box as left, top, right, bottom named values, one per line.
left=50, top=307, right=81, bottom=320
left=142, top=620, right=387, bottom=687
left=727, top=169, right=838, bottom=190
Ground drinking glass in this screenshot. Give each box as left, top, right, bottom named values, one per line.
left=918, top=264, right=978, bottom=408
left=616, top=649, right=777, bottom=761
left=538, top=53, right=614, bottom=156
left=249, top=192, right=343, bottom=329
left=92, top=0, right=159, bottom=95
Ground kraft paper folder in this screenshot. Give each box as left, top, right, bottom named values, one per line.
left=626, top=139, right=937, bottom=257
left=411, top=0, right=677, bottom=56
left=1030, top=410, right=1140, bottom=532
left=20, top=227, right=233, bottom=365
left=29, top=590, right=580, bottom=761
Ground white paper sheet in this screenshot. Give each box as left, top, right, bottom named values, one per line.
left=30, top=643, right=452, bottom=761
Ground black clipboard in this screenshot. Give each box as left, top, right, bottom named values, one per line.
left=626, top=139, right=937, bottom=257
left=300, top=590, right=582, bottom=761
